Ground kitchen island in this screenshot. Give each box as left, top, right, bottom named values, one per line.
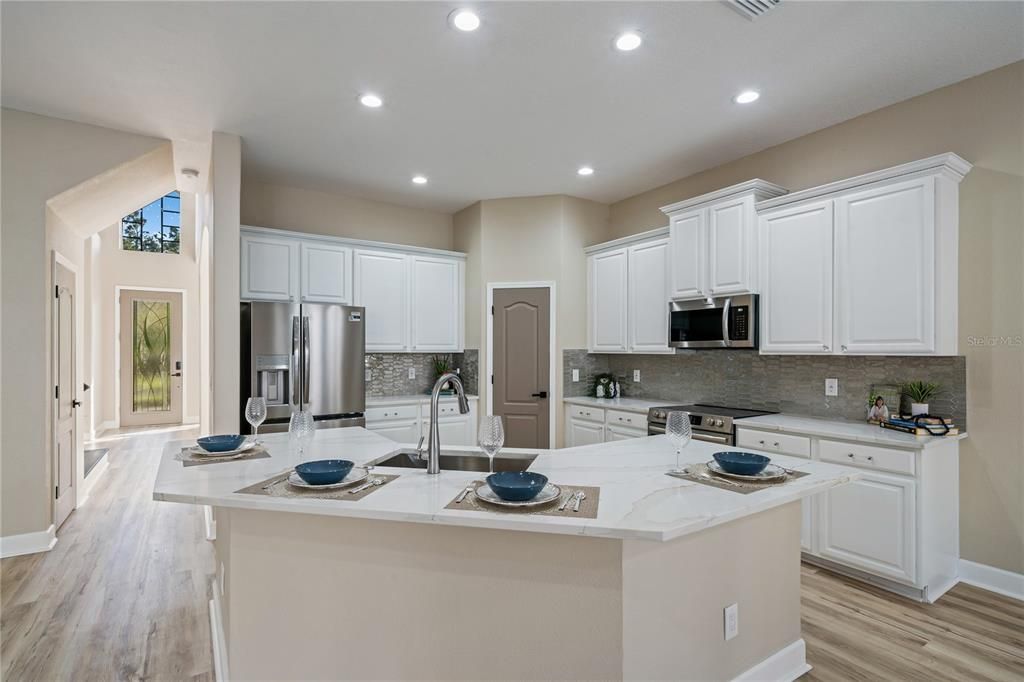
left=154, top=428, right=858, bottom=681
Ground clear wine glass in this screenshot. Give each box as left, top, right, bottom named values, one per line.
left=245, top=397, right=267, bottom=444
left=478, top=416, right=505, bottom=473
left=666, top=411, right=692, bottom=474
left=288, top=410, right=315, bottom=459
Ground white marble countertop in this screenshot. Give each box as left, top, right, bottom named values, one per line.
left=563, top=395, right=678, bottom=414
left=367, top=394, right=479, bottom=406
left=737, top=413, right=967, bottom=449
left=153, top=427, right=859, bottom=542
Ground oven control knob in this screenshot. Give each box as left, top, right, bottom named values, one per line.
left=715, top=419, right=724, bottom=427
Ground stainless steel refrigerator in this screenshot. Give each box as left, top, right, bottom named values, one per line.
left=240, top=302, right=366, bottom=433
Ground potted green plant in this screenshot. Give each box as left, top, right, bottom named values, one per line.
left=432, top=354, right=454, bottom=394
left=901, top=381, right=940, bottom=416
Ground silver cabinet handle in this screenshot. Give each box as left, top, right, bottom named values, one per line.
left=773, top=442, right=780, bottom=447
left=759, top=439, right=765, bottom=445
left=867, top=456, right=874, bottom=462
left=822, top=344, right=829, bottom=351
left=847, top=453, right=855, bottom=458
left=841, top=345, right=848, bottom=352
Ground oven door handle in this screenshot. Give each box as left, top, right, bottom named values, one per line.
left=721, top=297, right=732, bottom=348
left=648, top=424, right=666, bottom=436
left=692, top=432, right=732, bottom=445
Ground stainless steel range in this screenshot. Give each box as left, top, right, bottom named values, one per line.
left=647, top=404, right=776, bottom=446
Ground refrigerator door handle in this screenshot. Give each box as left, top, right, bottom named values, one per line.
left=302, top=316, right=311, bottom=404
left=291, top=315, right=301, bottom=409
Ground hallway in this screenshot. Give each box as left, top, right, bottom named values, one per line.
left=0, top=426, right=214, bottom=680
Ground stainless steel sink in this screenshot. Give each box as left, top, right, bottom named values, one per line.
left=369, top=449, right=536, bottom=473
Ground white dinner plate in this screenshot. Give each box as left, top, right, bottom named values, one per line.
left=706, top=460, right=789, bottom=483
left=286, top=467, right=369, bottom=490
left=473, top=482, right=562, bottom=508
left=189, top=440, right=258, bottom=458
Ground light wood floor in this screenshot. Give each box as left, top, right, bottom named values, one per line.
left=2, top=427, right=1022, bottom=681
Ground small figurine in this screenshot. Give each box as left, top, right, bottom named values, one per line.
left=868, top=396, right=890, bottom=423
left=596, top=384, right=605, bottom=398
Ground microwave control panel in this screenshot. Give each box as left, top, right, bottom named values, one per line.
left=729, top=305, right=749, bottom=341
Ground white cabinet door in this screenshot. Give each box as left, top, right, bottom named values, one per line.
left=354, top=250, right=409, bottom=351
left=588, top=248, right=629, bottom=352
left=759, top=200, right=835, bottom=354
left=668, top=209, right=705, bottom=299
left=604, top=425, right=647, bottom=442
left=801, top=499, right=814, bottom=553
left=241, top=233, right=298, bottom=302
left=300, top=242, right=351, bottom=304
left=707, top=196, right=755, bottom=296
left=365, top=420, right=421, bottom=444
left=410, top=256, right=462, bottom=352
left=567, top=417, right=606, bottom=448
left=628, top=238, right=671, bottom=353
left=420, top=418, right=473, bottom=447
left=835, top=177, right=935, bottom=354
left=818, top=472, right=917, bottom=584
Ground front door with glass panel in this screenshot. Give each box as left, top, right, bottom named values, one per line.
left=119, top=290, right=183, bottom=426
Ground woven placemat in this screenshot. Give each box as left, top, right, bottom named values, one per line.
left=444, top=482, right=600, bottom=519
left=234, top=470, right=399, bottom=501
left=667, top=463, right=810, bottom=495
left=176, top=446, right=271, bottom=467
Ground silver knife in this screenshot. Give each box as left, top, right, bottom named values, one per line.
left=349, top=477, right=380, bottom=494
left=456, top=486, right=473, bottom=503
left=572, top=491, right=587, bottom=512
left=559, top=490, right=578, bottom=512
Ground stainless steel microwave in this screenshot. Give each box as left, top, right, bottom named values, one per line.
left=669, top=294, right=758, bottom=349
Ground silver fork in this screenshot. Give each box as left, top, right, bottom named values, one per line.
left=572, top=491, right=587, bottom=512
left=559, top=490, right=579, bottom=511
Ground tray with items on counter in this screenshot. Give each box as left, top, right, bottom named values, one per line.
left=880, top=414, right=959, bottom=437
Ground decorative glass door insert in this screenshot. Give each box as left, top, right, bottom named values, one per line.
left=119, top=290, right=183, bottom=426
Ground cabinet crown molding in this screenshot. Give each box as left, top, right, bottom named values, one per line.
left=756, top=153, right=973, bottom=211
left=660, top=179, right=789, bottom=216
left=240, top=224, right=467, bottom=260
left=584, top=225, right=669, bottom=255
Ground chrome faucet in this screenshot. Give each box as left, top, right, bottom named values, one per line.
left=421, top=372, right=471, bottom=474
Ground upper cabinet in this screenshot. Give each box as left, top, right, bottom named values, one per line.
left=587, top=230, right=672, bottom=354
left=241, top=233, right=299, bottom=302
left=300, top=242, right=351, bottom=304
left=662, top=180, right=788, bottom=301
left=241, top=227, right=465, bottom=353
left=757, top=153, right=970, bottom=356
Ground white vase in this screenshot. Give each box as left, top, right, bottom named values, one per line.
left=911, top=402, right=929, bottom=416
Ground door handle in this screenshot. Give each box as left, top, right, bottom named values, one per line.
left=531, top=391, right=548, bottom=399
left=170, top=372, right=182, bottom=377
left=291, top=315, right=301, bottom=408
left=302, top=316, right=311, bottom=404
left=71, top=399, right=82, bottom=408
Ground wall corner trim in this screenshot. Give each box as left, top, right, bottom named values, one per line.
left=958, top=559, right=1024, bottom=602
left=0, top=524, right=58, bottom=559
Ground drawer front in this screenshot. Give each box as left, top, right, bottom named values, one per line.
left=819, top=440, right=915, bottom=476
left=434, top=402, right=471, bottom=418
left=736, top=429, right=811, bottom=458
left=568, top=405, right=604, bottom=423
left=605, top=410, right=646, bottom=429
left=365, top=404, right=419, bottom=422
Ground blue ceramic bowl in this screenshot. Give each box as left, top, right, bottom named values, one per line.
left=713, top=451, right=771, bottom=476
left=486, top=471, right=549, bottom=502
left=294, top=459, right=354, bottom=486
left=197, top=434, right=247, bottom=452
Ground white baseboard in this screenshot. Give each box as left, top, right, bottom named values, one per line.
left=209, top=582, right=230, bottom=681
left=959, top=559, right=1024, bottom=602
left=0, top=524, right=58, bottom=559
left=94, top=420, right=118, bottom=437
left=733, top=639, right=810, bottom=682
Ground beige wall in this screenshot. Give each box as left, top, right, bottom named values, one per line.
left=240, top=178, right=453, bottom=251
left=86, top=194, right=201, bottom=432
left=211, top=133, right=242, bottom=434
left=455, top=195, right=609, bottom=445
left=607, top=62, right=1024, bottom=574
left=1, top=108, right=165, bottom=538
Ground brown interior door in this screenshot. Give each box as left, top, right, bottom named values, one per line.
left=492, top=287, right=550, bottom=448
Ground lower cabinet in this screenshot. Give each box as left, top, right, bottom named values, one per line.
left=564, top=403, right=650, bottom=447
left=365, top=398, right=477, bottom=446
left=605, top=425, right=647, bottom=441
left=568, top=417, right=606, bottom=447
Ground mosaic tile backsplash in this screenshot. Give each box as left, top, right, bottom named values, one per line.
left=366, top=350, right=478, bottom=397
left=563, top=349, right=967, bottom=427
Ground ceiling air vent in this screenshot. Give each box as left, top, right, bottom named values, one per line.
left=724, top=0, right=781, bottom=21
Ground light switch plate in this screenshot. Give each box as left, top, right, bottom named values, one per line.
left=408, top=367, right=416, bottom=380
left=825, top=378, right=839, bottom=397
left=724, top=603, right=739, bottom=641
left=572, top=369, right=580, bottom=382
left=633, top=369, right=641, bottom=383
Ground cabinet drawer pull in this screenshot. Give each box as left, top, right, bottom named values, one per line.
left=867, top=456, right=874, bottom=462
left=847, top=453, right=855, bottom=458
left=759, top=439, right=765, bottom=445
left=822, top=344, right=829, bottom=351
left=773, top=442, right=780, bottom=447
left=841, top=345, right=848, bottom=352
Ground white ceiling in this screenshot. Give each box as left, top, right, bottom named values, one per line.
left=3, top=2, right=1022, bottom=213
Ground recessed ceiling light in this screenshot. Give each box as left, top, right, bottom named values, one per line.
left=412, top=175, right=428, bottom=185
left=614, top=31, right=643, bottom=52
left=733, top=90, right=760, bottom=104
left=449, top=9, right=480, bottom=31
left=359, top=93, right=383, bottom=108
left=577, top=166, right=595, bottom=176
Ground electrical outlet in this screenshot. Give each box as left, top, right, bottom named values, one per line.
left=365, top=368, right=372, bottom=382
left=633, top=369, right=641, bottom=383
left=825, top=378, right=839, bottom=397
left=408, top=367, right=416, bottom=380
left=724, top=603, right=739, bottom=641
left=572, top=369, right=580, bottom=382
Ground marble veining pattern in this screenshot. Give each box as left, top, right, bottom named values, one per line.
left=563, top=350, right=967, bottom=428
